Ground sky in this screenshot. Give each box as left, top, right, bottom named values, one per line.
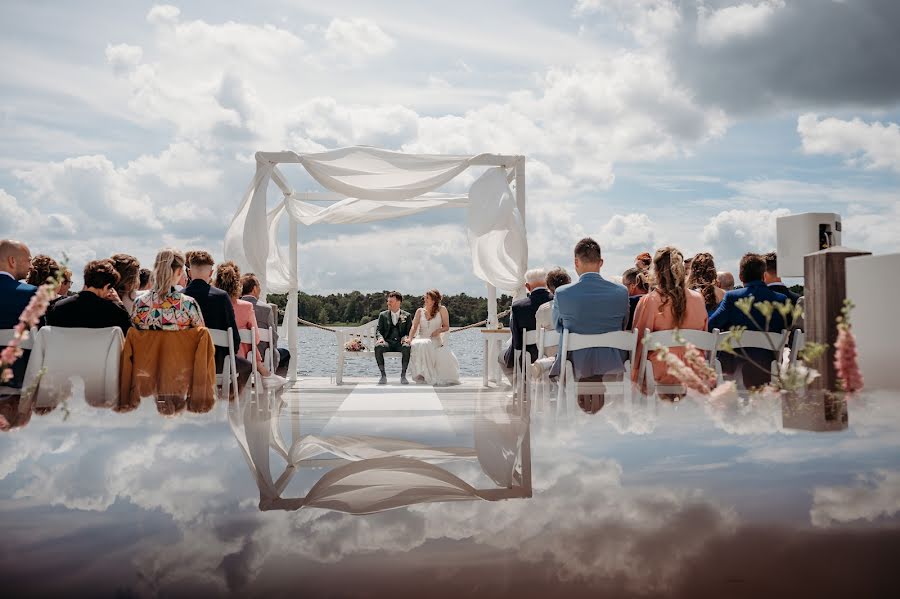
left=1, top=0, right=899, bottom=295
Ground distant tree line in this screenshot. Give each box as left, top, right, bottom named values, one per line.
left=266, top=291, right=514, bottom=327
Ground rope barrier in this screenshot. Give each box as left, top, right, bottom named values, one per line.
left=295, top=308, right=512, bottom=336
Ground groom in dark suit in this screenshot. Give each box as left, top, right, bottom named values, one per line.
left=375, top=291, right=412, bottom=385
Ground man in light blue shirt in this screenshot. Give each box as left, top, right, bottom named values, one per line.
left=550, top=237, right=629, bottom=380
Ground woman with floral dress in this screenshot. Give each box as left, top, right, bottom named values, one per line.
left=132, top=248, right=204, bottom=330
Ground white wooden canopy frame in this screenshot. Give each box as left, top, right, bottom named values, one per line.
left=224, top=147, right=529, bottom=381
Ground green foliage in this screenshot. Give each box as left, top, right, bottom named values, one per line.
left=264, top=290, right=513, bottom=327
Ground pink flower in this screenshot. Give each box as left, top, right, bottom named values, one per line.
left=834, top=324, right=863, bottom=393
left=0, top=281, right=58, bottom=375
left=0, top=414, right=9, bottom=431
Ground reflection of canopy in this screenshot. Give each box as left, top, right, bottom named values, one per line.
left=224, top=147, right=529, bottom=380
left=229, top=395, right=531, bottom=515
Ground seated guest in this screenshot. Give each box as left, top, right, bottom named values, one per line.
left=622, top=267, right=649, bottom=330
left=763, top=251, right=801, bottom=303
left=550, top=237, right=628, bottom=381
left=183, top=251, right=251, bottom=393
left=215, top=262, right=286, bottom=388
left=632, top=247, right=708, bottom=390
left=46, top=259, right=132, bottom=333
left=529, top=268, right=572, bottom=377
left=138, top=268, right=152, bottom=291
left=687, top=252, right=726, bottom=315
left=0, top=240, right=36, bottom=389
left=240, top=272, right=291, bottom=377
left=110, top=253, right=141, bottom=314
left=709, top=253, right=787, bottom=389
left=26, top=254, right=68, bottom=313
left=132, top=248, right=204, bottom=330
left=635, top=252, right=652, bottom=272
left=536, top=267, right=571, bottom=337
left=500, top=268, right=553, bottom=382
left=716, top=271, right=735, bottom=292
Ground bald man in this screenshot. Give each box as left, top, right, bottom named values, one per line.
left=1, top=240, right=36, bottom=388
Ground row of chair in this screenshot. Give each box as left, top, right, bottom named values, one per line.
left=0, top=324, right=280, bottom=403
left=512, top=327, right=806, bottom=401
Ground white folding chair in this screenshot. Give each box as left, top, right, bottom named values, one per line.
left=556, top=329, right=638, bottom=404
left=538, top=328, right=560, bottom=357
left=790, top=329, right=805, bottom=369
left=208, top=327, right=240, bottom=400
left=0, top=328, right=35, bottom=395
left=512, top=328, right=539, bottom=399
left=638, top=328, right=721, bottom=396
left=238, top=328, right=264, bottom=397
left=257, top=326, right=277, bottom=373
left=719, top=329, right=789, bottom=386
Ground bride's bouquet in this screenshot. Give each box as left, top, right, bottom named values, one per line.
left=344, top=337, right=367, bottom=352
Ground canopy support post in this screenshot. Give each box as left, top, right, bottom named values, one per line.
left=287, top=219, right=299, bottom=382
left=487, top=284, right=498, bottom=327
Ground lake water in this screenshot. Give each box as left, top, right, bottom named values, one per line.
left=295, top=326, right=489, bottom=379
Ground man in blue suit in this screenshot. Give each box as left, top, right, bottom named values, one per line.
left=709, top=252, right=787, bottom=388
left=0, top=240, right=36, bottom=388
left=500, top=268, right=553, bottom=381
left=550, top=237, right=629, bottom=380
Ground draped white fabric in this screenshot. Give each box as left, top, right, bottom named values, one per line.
left=224, top=146, right=528, bottom=295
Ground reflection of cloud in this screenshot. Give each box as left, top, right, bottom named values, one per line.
left=135, top=453, right=736, bottom=594
left=701, top=392, right=784, bottom=436
left=811, top=470, right=900, bottom=528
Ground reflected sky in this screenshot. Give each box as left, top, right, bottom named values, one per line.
left=2, top=385, right=899, bottom=597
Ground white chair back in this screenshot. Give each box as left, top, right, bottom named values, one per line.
left=0, top=328, right=36, bottom=394
left=238, top=328, right=263, bottom=395
left=209, top=327, right=240, bottom=400
left=556, top=329, right=638, bottom=403
left=0, top=328, right=34, bottom=350
left=720, top=329, right=789, bottom=385
left=538, top=329, right=560, bottom=356
left=512, top=328, right=541, bottom=399
left=257, top=326, right=276, bottom=373
left=638, top=328, right=721, bottom=395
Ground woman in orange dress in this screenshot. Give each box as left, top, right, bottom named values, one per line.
left=214, top=261, right=285, bottom=388
left=631, top=246, right=708, bottom=389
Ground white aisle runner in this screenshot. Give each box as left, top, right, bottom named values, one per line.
left=321, top=384, right=458, bottom=444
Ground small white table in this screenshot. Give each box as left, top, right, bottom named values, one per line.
left=481, top=328, right=511, bottom=387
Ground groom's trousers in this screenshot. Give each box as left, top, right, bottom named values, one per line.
left=375, top=341, right=411, bottom=375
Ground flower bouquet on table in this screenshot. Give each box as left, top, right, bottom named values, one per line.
left=344, top=337, right=367, bottom=352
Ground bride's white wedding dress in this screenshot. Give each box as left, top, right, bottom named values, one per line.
left=409, top=309, right=460, bottom=386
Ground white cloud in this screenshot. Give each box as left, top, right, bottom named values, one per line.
left=104, top=43, right=143, bottom=75
left=285, top=98, right=419, bottom=149
left=798, top=113, right=900, bottom=173
left=697, top=1, right=786, bottom=46
left=600, top=213, right=657, bottom=251
left=811, top=469, right=900, bottom=527
left=146, top=4, right=180, bottom=25
left=701, top=208, right=790, bottom=260
left=573, top=1, right=681, bottom=45
left=323, top=18, right=395, bottom=63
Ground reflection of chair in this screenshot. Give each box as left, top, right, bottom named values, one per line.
left=557, top=329, right=638, bottom=404
left=0, top=328, right=35, bottom=395
left=229, top=391, right=532, bottom=514
left=638, top=329, right=721, bottom=396
left=22, top=326, right=123, bottom=407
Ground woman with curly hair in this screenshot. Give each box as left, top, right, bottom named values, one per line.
left=407, top=288, right=460, bottom=385
left=110, top=253, right=141, bottom=314
left=631, top=247, right=708, bottom=389
left=26, top=254, right=70, bottom=307
left=214, top=261, right=285, bottom=388
left=687, top=252, right=725, bottom=314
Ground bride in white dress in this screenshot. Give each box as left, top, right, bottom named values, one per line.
left=408, top=289, right=460, bottom=386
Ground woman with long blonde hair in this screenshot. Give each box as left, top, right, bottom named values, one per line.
left=631, top=247, right=708, bottom=389
left=132, top=248, right=204, bottom=330
left=406, top=289, right=460, bottom=385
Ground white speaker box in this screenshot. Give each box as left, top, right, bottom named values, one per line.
left=776, top=213, right=842, bottom=277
